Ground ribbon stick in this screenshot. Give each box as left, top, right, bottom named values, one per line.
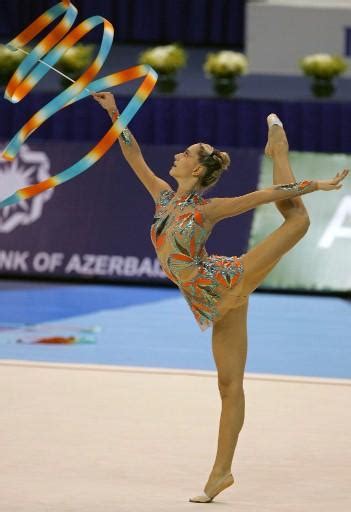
left=15, top=47, right=92, bottom=93
left=0, top=0, right=157, bottom=208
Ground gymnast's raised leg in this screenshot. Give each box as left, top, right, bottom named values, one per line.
left=239, top=114, right=311, bottom=290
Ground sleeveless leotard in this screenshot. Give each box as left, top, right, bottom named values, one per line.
left=150, top=188, right=245, bottom=331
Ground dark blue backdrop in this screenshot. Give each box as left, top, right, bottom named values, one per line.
left=0, top=0, right=245, bottom=47
left=0, top=140, right=261, bottom=283
left=1, top=91, right=351, bottom=154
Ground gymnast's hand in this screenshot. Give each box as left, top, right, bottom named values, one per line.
left=92, top=91, right=119, bottom=115
left=317, top=169, right=349, bottom=191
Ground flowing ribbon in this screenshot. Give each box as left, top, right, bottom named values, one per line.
left=0, top=0, right=157, bottom=208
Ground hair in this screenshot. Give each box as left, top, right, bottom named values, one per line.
left=196, top=144, right=230, bottom=191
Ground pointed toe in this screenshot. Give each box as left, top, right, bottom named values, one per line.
left=189, top=493, right=212, bottom=503
left=267, top=113, right=283, bottom=128
left=189, top=473, right=234, bottom=503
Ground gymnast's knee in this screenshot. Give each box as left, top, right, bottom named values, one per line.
left=218, top=379, right=245, bottom=400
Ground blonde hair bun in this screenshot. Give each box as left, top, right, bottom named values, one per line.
left=219, top=151, right=230, bottom=170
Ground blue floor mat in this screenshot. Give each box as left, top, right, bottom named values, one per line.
left=0, top=282, right=350, bottom=379
left=0, top=282, right=178, bottom=323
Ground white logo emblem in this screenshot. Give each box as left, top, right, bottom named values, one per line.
left=0, top=144, right=52, bottom=233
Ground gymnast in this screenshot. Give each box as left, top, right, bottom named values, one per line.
left=92, top=91, right=349, bottom=503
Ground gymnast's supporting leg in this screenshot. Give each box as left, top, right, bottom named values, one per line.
left=189, top=301, right=249, bottom=502
left=210, top=301, right=248, bottom=475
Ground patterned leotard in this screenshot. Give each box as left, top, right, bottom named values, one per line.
left=150, top=188, right=245, bottom=331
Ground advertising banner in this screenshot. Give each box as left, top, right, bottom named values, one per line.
left=249, top=151, right=351, bottom=292
left=0, top=140, right=261, bottom=284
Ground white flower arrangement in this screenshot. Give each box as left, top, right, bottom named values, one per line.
left=204, top=50, right=248, bottom=78
left=138, top=44, right=187, bottom=74
left=299, top=53, right=347, bottom=80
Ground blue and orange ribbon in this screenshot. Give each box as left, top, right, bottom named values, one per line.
left=0, top=0, right=157, bottom=208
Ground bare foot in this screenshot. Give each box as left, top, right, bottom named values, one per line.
left=264, top=113, right=289, bottom=158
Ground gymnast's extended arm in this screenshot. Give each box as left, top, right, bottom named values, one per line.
left=92, top=92, right=172, bottom=202
left=202, top=170, right=349, bottom=224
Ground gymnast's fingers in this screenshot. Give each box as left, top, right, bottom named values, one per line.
left=92, top=92, right=107, bottom=99
left=334, top=169, right=349, bottom=182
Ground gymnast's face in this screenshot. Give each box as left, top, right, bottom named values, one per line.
left=169, top=142, right=213, bottom=180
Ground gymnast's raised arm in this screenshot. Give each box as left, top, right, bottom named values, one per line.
left=92, top=92, right=172, bottom=202
left=202, top=170, right=349, bottom=224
